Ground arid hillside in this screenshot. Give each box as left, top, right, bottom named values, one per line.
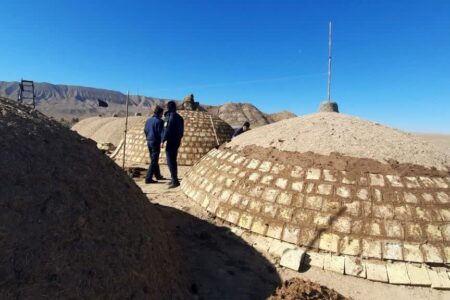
left=0, top=81, right=295, bottom=127
left=0, top=81, right=172, bottom=120
left=204, top=103, right=296, bottom=127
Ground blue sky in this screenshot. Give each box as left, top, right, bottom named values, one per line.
left=0, top=0, right=449, bottom=133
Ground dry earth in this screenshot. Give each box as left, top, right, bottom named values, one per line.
left=134, top=165, right=449, bottom=300
left=228, top=113, right=450, bottom=170
left=0, top=97, right=190, bottom=299
left=416, top=134, right=450, bottom=156
left=268, top=278, right=346, bottom=300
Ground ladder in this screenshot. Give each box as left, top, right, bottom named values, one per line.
left=17, top=80, right=36, bottom=108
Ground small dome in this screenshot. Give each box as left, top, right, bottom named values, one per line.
left=0, top=97, right=189, bottom=298
left=182, top=112, right=450, bottom=269
left=112, top=110, right=234, bottom=166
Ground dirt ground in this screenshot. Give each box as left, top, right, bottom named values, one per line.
left=136, top=165, right=449, bottom=300
left=268, top=278, right=346, bottom=300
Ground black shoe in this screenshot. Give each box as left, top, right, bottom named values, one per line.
left=145, top=179, right=158, bottom=184
left=168, top=182, right=180, bottom=189
left=156, top=176, right=167, bottom=180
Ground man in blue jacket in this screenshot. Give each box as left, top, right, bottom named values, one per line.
left=144, top=105, right=165, bottom=184
left=162, top=101, right=184, bottom=188
left=232, top=121, right=250, bottom=138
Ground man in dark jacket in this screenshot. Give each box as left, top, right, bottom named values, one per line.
left=232, top=121, right=250, bottom=138
left=162, top=101, right=184, bottom=188
left=144, top=106, right=165, bottom=184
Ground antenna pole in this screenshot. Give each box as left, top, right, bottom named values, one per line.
left=122, top=91, right=129, bottom=169
left=327, top=21, right=332, bottom=102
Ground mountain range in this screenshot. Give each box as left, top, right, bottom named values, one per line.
left=0, top=81, right=295, bottom=127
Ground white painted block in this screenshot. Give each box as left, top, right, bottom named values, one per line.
left=366, top=261, right=388, bottom=282
left=323, top=255, right=345, bottom=274
left=345, top=257, right=366, bottom=278
left=305, top=251, right=324, bottom=269
left=267, top=239, right=297, bottom=258
left=386, top=262, right=410, bottom=285
left=406, top=264, right=431, bottom=286
left=280, top=247, right=305, bottom=271
left=428, top=269, right=450, bottom=290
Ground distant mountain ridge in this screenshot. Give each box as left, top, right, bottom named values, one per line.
left=0, top=81, right=296, bottom=126
left=0, top=81, right=129, bottom=103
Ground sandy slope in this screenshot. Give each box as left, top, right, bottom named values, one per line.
left=416, top=133, right=450, bottom=155
left=228, top=112, right=450, bottom=170
left=72, top=116, right=145, bottom=146
left=0, top=97, right=189, bottom=299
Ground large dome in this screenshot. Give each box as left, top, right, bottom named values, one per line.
left=182, top=113, right=450, bottom=274
left=227, top=112, right=450, bottom=170
left=0, top=97, right=189, bottom=298
left=112, top=110, right=234, bottom=166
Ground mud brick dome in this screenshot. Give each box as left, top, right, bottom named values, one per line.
left=72, top=116, right=145, bottom=147
left=112, top=109, right=234, bottom=166
left=182, top=112, right=450, bottom=267
left=0, top=97, right=189, bottom=298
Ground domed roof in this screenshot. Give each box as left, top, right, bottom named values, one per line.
left=72, top=116, right=145, bottom=147
left=0, top=97, right=189, bottom=298
left=112, top=109, right=234, bottom=166
left=182, top=112, right=450, bottom=270
left=228, top=112, right=450, bottom=170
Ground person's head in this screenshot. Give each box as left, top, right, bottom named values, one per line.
left=243, top=121, right=250, bottom=131
left=167, top=101, right=177, bottom=112
left=154, top=105, right=163, bottom=117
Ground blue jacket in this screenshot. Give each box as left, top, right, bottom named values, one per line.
left=232, top=127, right=244, bottom=138
left=144, top=114, right=164, bottom=146
left=162, top=111, right=184, bottom=143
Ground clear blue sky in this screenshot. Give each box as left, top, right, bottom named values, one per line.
left=1, top=0, right=449, bottom=133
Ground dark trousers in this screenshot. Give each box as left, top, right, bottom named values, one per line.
left=166, top=140, right=180, bottom=183
left=146, top=144, right=161, bottom=181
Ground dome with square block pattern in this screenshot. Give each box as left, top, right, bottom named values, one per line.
left=111, top=109, right=234, bottom=166
left=182, top=112, right=450, bottom=271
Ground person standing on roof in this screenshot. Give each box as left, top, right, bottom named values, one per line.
left=144, top=105, right=165, bottom=184
left=162, top=101, right=184, bottom=188
left=232, top=121, right=250, bottom=138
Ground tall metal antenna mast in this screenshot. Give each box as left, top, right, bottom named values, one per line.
left=327, top=21, right=332, bottom=102
left=318, top=21, right=339, bottom=113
